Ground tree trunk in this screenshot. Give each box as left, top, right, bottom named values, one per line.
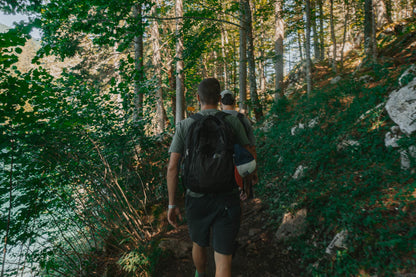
left=259, top=20, right=266, bottom=96
left=318, top=0, right=325, bottom=60
left=305, top=0, right=312, bottom=96
left=372, top=0, right=378, bottom=61
left=364, top=0, right=377, bottom=62
left=329, top=0, right=337, bottom=73
left=221, top=28, right=228, bottom=88
left=340, top=0, right=350, bottom=71
left=297, top=30, right=304, bottom=61
left=133, top=5, right=144, bottom=121
left=168, top=63, right=176, bottom=125
left=244, top=0, right=263, bottom=120
left=239, top=0, right=247, bottom=112
left=175, top=0, right=184, bottom=124
left=312, top=2, right=320, bottom=60
left=150, top=0, right=166, bottom=134
left=1, top=138, right=14, bottom=277
left=275, top=0, right=284, bottom=101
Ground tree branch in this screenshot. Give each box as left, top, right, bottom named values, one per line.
left=144, top=15, right=242, bottom=29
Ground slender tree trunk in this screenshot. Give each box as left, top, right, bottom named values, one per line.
left=175, top=0, right=184, bottom=123
left=239, top=0, right=247, bottom=112
left=168, top=62, right=176, bottom=125
left=297, top=30, right=304, bottom=61
left=364, top=0, right=376, bottom=62
left=233, top=38, right=238, bottom=93
left=244, top=0, right=262, bottom=120
left=1, top=138, right=14, bottom=277
left=318, top=0, right=325, bottom=60
left=372, top=0, right=378, bottom=61
left=305, top=0, right=312, bottom=96
left=213, top=51, right=218, bottom=79
left=329, top=0, right=337, bottom=73
left=340, top=0, right=350, bottom=70
left=259, top=21, right=267, bottom=97
left=133, top=5, right=144, bottom=121
left=312, top=1, right=320, bottom=60
left=151, top=0, right=166, bottom=133
left=275, top=0, right=284, bottom=101
left=221, top=28, right=228, bottom=88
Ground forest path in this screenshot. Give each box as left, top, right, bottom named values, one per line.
left=155, top=198, right=304, bottom=277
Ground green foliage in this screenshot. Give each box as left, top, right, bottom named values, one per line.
left=257, top=69, right=416, bottom=276
left=0, top=22, right=169, bottom=276
left=118, top=250, right=150, bottom=274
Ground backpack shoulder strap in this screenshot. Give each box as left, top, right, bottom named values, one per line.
left=237, top=112, right=250, bottom=137
left=215, top=111, right=230, bottom=120
left=190, top=113, right=204, bottom=121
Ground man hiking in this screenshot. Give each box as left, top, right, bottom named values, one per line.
left=220, top=89, right=258, bottom=199
left=167, top=78, right=250, bottom=277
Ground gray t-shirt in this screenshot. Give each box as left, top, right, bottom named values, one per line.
left=169, top=109, right=250, bottom=154
left=222, top=110, right=256, bottom=146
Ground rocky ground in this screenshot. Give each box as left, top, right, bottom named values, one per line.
left=154, top=198, right=304, bottom=277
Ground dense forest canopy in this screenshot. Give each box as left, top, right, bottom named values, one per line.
left=1, top=0, right=416, bottom=276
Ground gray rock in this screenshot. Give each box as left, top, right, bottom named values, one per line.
left=330, top=76, right=342, bottom=84
left=293, top=165, right=307, bottom=180
left=325, top=230, right=348, bottom=256
left=400, top=145, right=416, bottom=171
left=385, top=126, right=402, bottom=148
left=337, top=139, right=360, bottom=151
left=275, top=209, right=307, bottom=241
left=385, top=78, right=416, bottom=135
left=398, top=65, right=416, bottom=87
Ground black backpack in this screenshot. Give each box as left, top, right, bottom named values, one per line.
left=182, top=111, right=236, bottom=193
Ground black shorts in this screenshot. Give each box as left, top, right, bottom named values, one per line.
left=185, top=191, right=241, bottom=255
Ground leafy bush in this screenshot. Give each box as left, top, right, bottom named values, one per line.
left=257, top=71, right=416, bottom=276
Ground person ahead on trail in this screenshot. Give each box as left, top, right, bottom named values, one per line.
left=220, top=89, right=258, bottom=199
left=167, top=78, right=250, bottom=277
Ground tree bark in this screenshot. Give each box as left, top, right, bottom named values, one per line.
left=221, top=27, right=228, bottom=88
left=275, top=0, right=284, bottom=101
left=133, top=5, right=144, bottom=121
left=151, top=0, right=166, bottom=133
left=297, top=30, right=304, bottom=61
left=312, top=1, right=320, bottom=60
left=244, top=0, right=263, bottom=120
left=318, top=0, right=325, bottom=60
left=340, top=0, right=350, bottom=70
left=239, top=0, right=247, bottom=112
left=175, top=0, right=184, bottom=124
left=329, top=0, right=337, bottom=73
left=364, top=0, right=377, bottom=62
left=1, top=137, right=14, bottom=277
left=305, top=0, right=312, bottom=96
left=168, top=62, right=176, bottom=125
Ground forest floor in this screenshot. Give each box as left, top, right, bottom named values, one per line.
left=154, top=198, right=304, bottom=277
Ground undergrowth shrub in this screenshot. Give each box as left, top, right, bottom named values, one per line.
left=257, top=73, right=416, bottom=276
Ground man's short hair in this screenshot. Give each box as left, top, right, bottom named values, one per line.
left=198, top=78, right=221, bottom=105
left=221, top=90, right=235, bottom=105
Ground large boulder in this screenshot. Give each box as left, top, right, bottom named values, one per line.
left=385, top=77, right=416, bottom=135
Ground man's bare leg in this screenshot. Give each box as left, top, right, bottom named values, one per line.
left=214, top=251, right=232, bottom=277
left=192, top=242, right=207, bottom=275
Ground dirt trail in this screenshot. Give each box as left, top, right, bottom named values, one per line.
left=155, top=198, right=303, bottom=277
